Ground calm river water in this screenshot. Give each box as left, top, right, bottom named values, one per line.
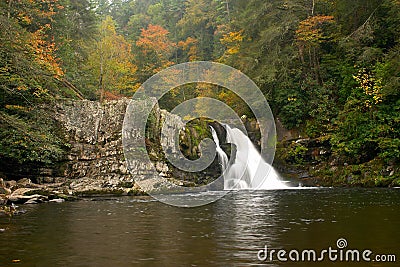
left=1, top=188, right=399, bottom=266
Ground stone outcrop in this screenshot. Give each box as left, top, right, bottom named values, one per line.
left=122, top=98, right=221, bottom=193
left=55, top=98, right=133, bottom=195
left=53, top=97, right=220, bottom=196
left=0, top=97, right=224, bottom=202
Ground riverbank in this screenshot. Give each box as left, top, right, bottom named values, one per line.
left=0, top=177, right=147, bottom=216
left=275, top=137, right=400, bottom=187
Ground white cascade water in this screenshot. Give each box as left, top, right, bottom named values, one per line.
left=210, top=126, right=229, bottom=172
left=210, top=124, right=288, bottom=190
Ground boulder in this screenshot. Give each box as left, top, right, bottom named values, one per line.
left=8, top=193, right=48, bottom=204
left=24, top=198, right=39, bottom=204
left=0, top=195, right=7, bottom=205
left=10, top=188, right=35, bottom=197
left=17, top=178, right=32, bottom=186
left=0, top=178, right=10, bottom=195
left=0, top=187, right=11, bottom=195
left=5, top=180, right=17, bottom=189
left=49, top=198, right=65, bottom=203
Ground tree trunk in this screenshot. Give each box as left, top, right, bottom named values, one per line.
left=99, top=65, right=104, bottom=103
left=308, top=48, right=313, bottom=70
left=99, top=51, right=104, bottom=103
left=311, top=0, right=315, bottom=16
left=226, top=0, right=231, bottom=22
left=299, top=45, right=305, bottom=64
left=312, top=47, right=322, bottom=85
left=7, top=0, right=12, bottom=19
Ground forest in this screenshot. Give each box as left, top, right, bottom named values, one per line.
left=0, top=0, right=399, bottom=185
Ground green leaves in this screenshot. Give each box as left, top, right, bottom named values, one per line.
left=0, top=111, right=66, bottom=164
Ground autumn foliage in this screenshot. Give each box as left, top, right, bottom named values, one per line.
left=136, top=24, right=175, bottom=73
left=0, top=0, right=399, bottom=177
left=178, top=37, right=199, bottom=61
left=296, top=15, right=335, bottom=46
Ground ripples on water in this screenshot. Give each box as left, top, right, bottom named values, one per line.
left=1, top=188, right=399, bottom=266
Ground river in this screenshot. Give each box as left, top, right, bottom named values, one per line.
left=1, top=188, right=399, bottom=266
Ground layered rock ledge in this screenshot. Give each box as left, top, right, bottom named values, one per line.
left=1, top=98, right=223, bottom=208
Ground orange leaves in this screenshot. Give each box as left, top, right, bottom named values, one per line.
left=296, top=15, right=335, bottom=46
left=10, top=0, right=64, bottom=78
left=178, top=37, right=199, bottom=61
left=178, top=37, right=197, bottom=50
left=15, top=0, right=62, bottom=25
left=295, top=15, right=335, bottom=82
left=136, top=24, right=176, bottom=73
left=136, top=24, right=175, bottom=57
left=18, top=13, right=32, bottom=25
left=35, top=0, right=59, bottom=20
left=30, top=27, right=63, bottom=77
left=138, top=24, right=170, bottom=42
left=103, top=90, right=124, bottom=100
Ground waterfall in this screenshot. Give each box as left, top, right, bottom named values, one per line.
left=210, top=124, right=288, bottom=190
left=210, top=126, right=229, bottom=172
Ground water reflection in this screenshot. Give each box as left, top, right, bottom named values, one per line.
left=213, top=192, right=281, bottom=266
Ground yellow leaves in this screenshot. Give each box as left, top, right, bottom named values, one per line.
left=220, top=30, right=244, bottom=45
left=87, top=16, right=138, bottom=96
left=100, top=16, right=118, bottom=36
left=353, top=68, right=383, bottom=108
left=32, top=86, right=48, bottom=98
left=5, top=105, right=30, bottom=112
left=226, top=47, right=239, bottom=55
left=219, top=30, right=244, bottom=63
left=17, top=85, right=28, bottom=91
left=131, top=83, right=142, bottom=93
left=296, top=15, right=335, bottom=46
left=217, top=89, right=250, bottom=116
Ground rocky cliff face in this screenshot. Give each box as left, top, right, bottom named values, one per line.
left=0, top=97, right=226, bottom=201
left=54, top=99, right=134, bottom=195
left=52, top=98, right=221, bottom=195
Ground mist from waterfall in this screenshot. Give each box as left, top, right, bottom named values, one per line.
left=210, top=125, right=289, bottom=190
